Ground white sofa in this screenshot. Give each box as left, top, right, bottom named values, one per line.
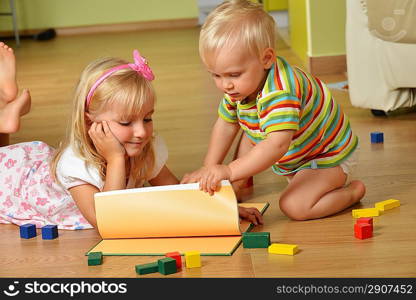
left=346, top=0, right=416, bottom=115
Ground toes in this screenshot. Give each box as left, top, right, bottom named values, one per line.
left=0, top=42, right=13, bottom=52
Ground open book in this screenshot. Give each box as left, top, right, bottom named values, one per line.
left=86, top=181, right=269, bottom=256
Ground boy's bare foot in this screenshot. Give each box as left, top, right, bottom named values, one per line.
left=0, top=89, right=31, bottom=133
left=232, top=177, right=254, bottom=202
left=235, top=186, right=254, bottom=202
left=0, top=42, right=17, bottom=105
left=348, top=180, right=366, bottom=205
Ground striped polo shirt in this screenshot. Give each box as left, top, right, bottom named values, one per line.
left=218, top=56, right=358, bottom=175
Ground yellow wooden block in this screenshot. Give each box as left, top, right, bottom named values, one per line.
left=185, top=251, right=201, bottom=268
left=268, top=243, right=298, bottom=255
left=352, top=208, right=381, bottom=218
left=375, top=199, right=400, bottom=211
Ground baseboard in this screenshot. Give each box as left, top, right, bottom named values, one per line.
left=57, top=18, right=198, bottom=35
left=308, top=54, right=347, bottom=76
left=0, top=18, right=199, bottom=37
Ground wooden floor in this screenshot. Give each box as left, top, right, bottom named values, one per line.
left=1, top=27, right=416, bottom=278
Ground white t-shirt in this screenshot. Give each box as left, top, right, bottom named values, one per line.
left=56, top=135, right=168, bottom=191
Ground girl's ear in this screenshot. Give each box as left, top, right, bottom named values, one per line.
left=85, top=112, right=93, bottom=126
left=261, top=47, right=276, bottom=69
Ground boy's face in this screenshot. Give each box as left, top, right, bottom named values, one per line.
left=204, top=44, right=274, bottom=102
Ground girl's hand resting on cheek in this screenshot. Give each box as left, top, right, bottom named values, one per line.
left=88, top=121, right=126, bottom=163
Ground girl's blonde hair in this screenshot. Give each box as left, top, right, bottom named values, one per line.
left=199, top=0, right=276, bottom=63
left=50, top=56, right=156, bottom=188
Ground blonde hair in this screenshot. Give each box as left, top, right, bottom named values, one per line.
left=199, top=0, right=276, bottom=63
left=50, top=56, right=156, bottom=188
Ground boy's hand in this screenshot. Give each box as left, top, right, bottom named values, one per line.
left=238, top=206, right=263, bottom=226
left=181, top=164, right=232, bottom=195
left=180, top=168, right=203, bottom=184
left=88, top=121, right=125, bottom=163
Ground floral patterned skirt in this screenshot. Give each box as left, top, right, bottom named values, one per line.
left=0, top=141, right=92, bottom=230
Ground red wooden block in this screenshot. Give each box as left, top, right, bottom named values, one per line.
left=354, top=223, right=373, bottom=239
left=356, top=217, right=373, bottom=230
left=356, top=217, right=373, bottom=226
left=166, top=251, right=182, bottom=269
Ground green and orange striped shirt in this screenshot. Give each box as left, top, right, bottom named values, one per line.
left=218, top=56, right=358, bottom=175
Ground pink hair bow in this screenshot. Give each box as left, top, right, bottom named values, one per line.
left=85, top=49, right=155, bottom=110
left=128, top=50, right=155, bottom=81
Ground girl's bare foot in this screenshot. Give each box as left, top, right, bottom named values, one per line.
left=0, top=42, right=17, bottom=105
left=0, top=89, right=31, bottom=133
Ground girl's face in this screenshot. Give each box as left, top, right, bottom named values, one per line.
left=204, top=44, right=275, bottom=102
left=89, top=98, right=154, bottom=158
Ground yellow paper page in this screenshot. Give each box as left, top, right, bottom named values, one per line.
left=88, top=202, right=268, bottom=256
left=95, top=181, right=240, bottom=239
left=89, top=236, right=243, bottom=256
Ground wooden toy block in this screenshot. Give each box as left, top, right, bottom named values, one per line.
left=20, top=223, right=37, bottom=239
left=41, top=225, right=58, bottom=240
left=375, top=199, right=400, bottom=212
left=356, top=217, right=373, bottom=229
left=185, top=251, right=201, bottom=268
left=88, top=252, right=103, bottom=266
left=165, top=251, right=182, bottom=269
left=268, top=243, right=298, bottom=255
left=356, top=217, right=373, bottom=225
left=242, top=232, right=270, bottom=248
left=158, top=257, right=177, bottom=275
left=370, top=132, right=384, bottom=143
left=352, top=208, right=381, bottom=218
left=135, top=262, right=158, bottom=275
left=354, top=223, right=373, bottom=239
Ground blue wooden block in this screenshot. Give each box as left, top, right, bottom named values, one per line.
left=41, top=225, right=58, bottom=240
left=20, top=223, right=37, bottom=239
left=370, top=132, right=384, bottom=143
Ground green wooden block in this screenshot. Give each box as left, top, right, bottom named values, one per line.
left=135, top=262, right=159, bottom=275
left=158, top=257, right=177, bottom=275
left=242, top=232, right=270, bottom=248
left=88, top=252, right=103, bottom=266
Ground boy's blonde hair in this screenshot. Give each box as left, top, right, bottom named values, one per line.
left=199, top=0, right=276, bottom=63
left=50, top=56, right=156, bottom=188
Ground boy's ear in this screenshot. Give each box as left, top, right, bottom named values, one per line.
left=261, top=47, right=276, bottom=69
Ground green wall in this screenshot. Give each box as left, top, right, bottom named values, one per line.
left=288, top=0, right=308, bottom=63
left=264, top=0, right=288, bottom=11
left=308, top=0, right=346, bottom=57
left=288, top=0, right=346, bottom=63
left=1, top=0, right=346, bottom=59
left=0, top=0, right=198, bottom=30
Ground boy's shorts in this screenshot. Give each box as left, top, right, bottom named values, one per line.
left=285, top=149, right=359, bottom=186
